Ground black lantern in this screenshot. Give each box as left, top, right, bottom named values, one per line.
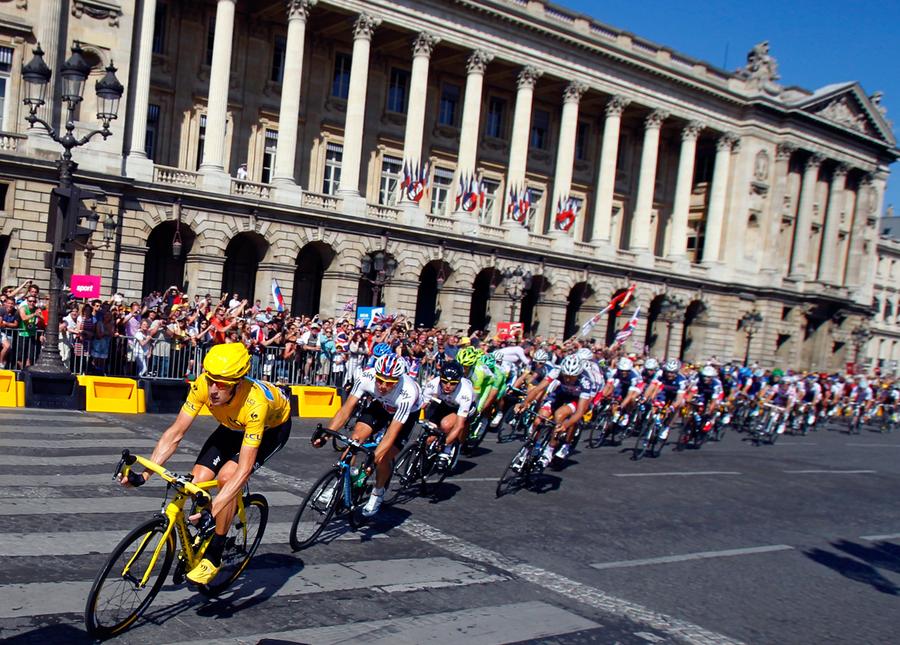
left=95, top=63, right=124, bottom=125
left=59, top=44, right=92, bottom=107
left=21, top=44, right=52, bottom=108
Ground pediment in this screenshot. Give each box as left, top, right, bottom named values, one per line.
left=796, top=83, right=896, bottom=146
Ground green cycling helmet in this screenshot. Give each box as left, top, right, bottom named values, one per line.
left=772, top=368, right=784, bottom=378
left=478, top=353, right=497, bottom=370
left=457, top=346, right=479, bottom=367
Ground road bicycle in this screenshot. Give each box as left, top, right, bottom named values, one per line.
left=289, top=425, right=376, bottom=551
left=84, top=450, right=267, bottom=638
left=876, top=402, right=898, bottom=433
left=496, top=387, right=530, bottom=443
left=461, top=407, right=491, bottom=456
left=385, top=419, right=451, bottom=504
left=632, top=400, right=671, bottom=460
left=676, top=401, right=714, bottom=450
left=749, top=403, right=786, bottom=445
left=496, top=418, right=556, bottom=498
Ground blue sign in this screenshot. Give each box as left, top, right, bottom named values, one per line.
left=356, top=306, right=384, bottom=328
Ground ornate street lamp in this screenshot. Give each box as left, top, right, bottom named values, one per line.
left=739, top=309, right=764, bottom=365
left=658, top=294, right=684, bottom=360
left=360, top=250, right=397, bottom=307
left=850, top=322, right=873, bottom=372
left=80, top=207, right=118, bottom=275
left=501, top=266, right=533, bottom=322
left=21, top=42, right=124, bottom=377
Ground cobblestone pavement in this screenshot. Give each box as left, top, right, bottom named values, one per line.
left=0, top=407, right=898, bottom=644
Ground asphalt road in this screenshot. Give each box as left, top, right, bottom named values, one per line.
left=0, top=407, right=898, bottom=645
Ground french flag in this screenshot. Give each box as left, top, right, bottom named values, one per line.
left=271, top=279, right=285, bottom=312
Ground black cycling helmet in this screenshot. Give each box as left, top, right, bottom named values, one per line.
left=440, top=361, right=464, bottom=384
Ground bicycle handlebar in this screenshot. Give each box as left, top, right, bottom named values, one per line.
left=312, top=424, right=377, bottom=453
left=116, top=449, right=212, bottom=507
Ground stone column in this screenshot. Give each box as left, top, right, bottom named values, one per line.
left=549, top=82, right=588, bottom=237
left=184, top=253, right=226, bottom=298
left=439, top=285, right=473, bottom=332
left=629, top=109, right=668, bottom=252
left=761, top=142, right=795, bottom=278
left=504, top=66, right=542, bottom=222
left=272, top=0, right=313, bottom=188
left=199, top=0, right=236, bottom=179
left=402, top=32, right=439, bottom=172
left=701, top=133, right=738, bottom=265
left=818, top=163, right=848, bottom=285
left=667, top=120, right=704, bottom=261
left=255, top=262, right=297, bottom=310
left=788, top=153, right=824, bottom=280
left=591, top=96, right=629, bottom=245
left=337, top=13, right=380, bottom=198
left=124, top=0, right=157, bottom=180
left=319, top=269, right=358, bottom=318
left=452, top=50, right=493, bottom=221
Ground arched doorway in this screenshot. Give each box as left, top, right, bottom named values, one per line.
left=142, top=222, right=196, bottom=295
left=520, top=275, right=547, bottom=334
left=469, top=268, right=499, bottom=333
left=563, top=282, right=594, bottom=339
left=680, top=300, right=707, bottom=362
left=415, top=260, right=450, bottom=328
left=292, top=242, right=335, bottom=316
left=222, top=232, right=268, bottom=302
left=644, top=294, right=666, bottom=356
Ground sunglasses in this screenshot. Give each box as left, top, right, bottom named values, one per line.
left=375, top=376, right=399, bottom=385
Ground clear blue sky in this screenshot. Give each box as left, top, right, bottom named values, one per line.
left=564, top=0, right=900, bottom=213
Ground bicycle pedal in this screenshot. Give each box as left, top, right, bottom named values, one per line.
left=172, top=561, right=186, bottom=585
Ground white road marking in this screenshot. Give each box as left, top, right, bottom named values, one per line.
left=0, top=425, right=135, bottom=435
left=860, top=533, right=900, bottom=541
left=612, top=471, right=742, bottom=478
left=450, top=477, right=499, bottom=482
left=0, top=437, right=157, bottom=449
left=589, top=545, right=794, bottom=571
left=783, top=469, right=877, bottom=474
left=0, top=474, right=171, bottom=488
left=0, top=557, right=503, bottom=619
left=0, top=491, right=302, bottom=515
left=167, top=601, right=599, bottom=645
left=0, top=454, right=195, bottom=466
left=845, top=443, right=900, bottom=448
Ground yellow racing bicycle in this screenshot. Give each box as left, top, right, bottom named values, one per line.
left=83, top=449, right=268, bottom=638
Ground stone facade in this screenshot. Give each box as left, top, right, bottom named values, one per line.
left=870, top=237, right=900, bottom=375
left=0, top=0, right=896, bottom=370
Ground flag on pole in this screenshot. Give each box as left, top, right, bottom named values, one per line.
left=554, top=196, right=578, bottom=232
left=612, top=305, right=641, bottom=347
left=577, top=283, right=636, bottom=337
left=271, top=279, right=285, bottom=312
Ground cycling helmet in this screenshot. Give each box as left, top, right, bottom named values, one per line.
left=753, top=368, right=765, bottom=378
left=663, top=358, right=681, bottom=373
left=806, top=373, right=818, bottom=382
left=700, top=365, right=717, bottom=379
left=533, top=349, right=551, bottom=363
left=456, top=346, right=479, bottom=367
left=722, top=364, right=735, bottom=375
left=560, top=354, right=585, bottom=376
left=372, top=342, right=392, bottom=358
left=772, top=368, right=785, bottom=378
left=644, top=358, right=659, bottom=372
left=616, top=357, right=634, bottom=372
left=859, top=379, right=869, bottom=388
left=576, top=348, right=594, bottom=362
left=440, top=361, right=464, bottom=384
left=374, top=354, right=406, bottom=381
left=203, top=342, right=251, bottom=383
left=491, top=349, right=505, bottom=362
left=479, top=353, right=497, bottom=370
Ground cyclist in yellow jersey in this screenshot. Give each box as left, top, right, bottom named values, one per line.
left=118, top=342, right=291, bottom=584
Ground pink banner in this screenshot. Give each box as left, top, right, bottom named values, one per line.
left=70, top=274, right=101, bottom=299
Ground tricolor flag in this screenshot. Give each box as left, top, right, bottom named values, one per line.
left=271, top=279, right=285, bottom=312
left=612, top=305, right=641, bottom=348
left=554, top=196, right=578, bottom=232
left=461, top=174, right=479, bottom=212
left=342, top=297, right=357, bottom=313
left=577, top=283, right=637, bottom=338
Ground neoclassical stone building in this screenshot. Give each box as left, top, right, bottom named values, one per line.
left=0, top=0, right=896, bottom=370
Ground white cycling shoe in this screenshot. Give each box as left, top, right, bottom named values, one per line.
left=555, top=443, right=571, bottom=460
left=362, top=487, right=385, bottom=517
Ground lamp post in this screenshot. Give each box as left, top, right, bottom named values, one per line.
left=739, top=309, right=764, bottom=365
left=79, top=206, right=117, bottom=275
left=501, top=267, right=532, bottom=322
left=21, top=43, right=124, bottom=376
left=360, top=250, right=397, bottom=307
left=658, top=294, right=683, bottom=360
left=850, top=322, right=873, bottom=372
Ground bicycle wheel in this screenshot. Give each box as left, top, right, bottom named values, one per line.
left=496, top=406, right=519, bottom=443
left=463, top=415, right=490, bottom=455
left=289, top=469, right=342, bottom=551
left=421, top=444, right=449, bottom=489
left=84, top=517, right=174, bottom=639
left=496, top=444, right=529, bottom=498
left=199, top=493, right=268, bottom=597
left=384, top=443, right=420, bottom=505
left=632, top=428, right=651, bottom=461
left=587, top=414, right=610, bottom=448
left=651, top=427, right=668, bottom=458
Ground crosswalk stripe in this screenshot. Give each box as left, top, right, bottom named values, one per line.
left=589, top=545, right=795, bottom=570
left=0, top=438, right=157, bottom=449
left=0, top=521, right=385, bottom=557
left=167, top=600, right=598, bottom=645
left=0, top=425, right=136, bottom=435
left=0, top=557, right=504, bottom=619
left=0, top=474, right=171, bottom=487
left=0, top=412, right=93, bottom=421
left=0, top=454, right=195, bottom=466
left=0, top=491, right=303, bottom=516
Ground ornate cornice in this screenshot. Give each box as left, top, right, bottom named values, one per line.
left=412, top=32, right=439, bottom=58
left=353, top=12, right=380, bottom=41
left=605, top=95, right=630, bottom=117
left=72, top=0, right=122, bottom=27
left=775, top=142, right=796, bottom=161
left=681, top=120, right=705, bottom=141
left=562, top=81, right=588, bottom=104
left=466, top=49, right=493, bottom=74
left=716, top=132, right=739, bottom=152
left=805, top=153, right=825, bottom=172
left=517, top=65, right=543, bottom=90
left=644, top=109, right=669, bottom=129
left=287, top=0, right=316, bottom=21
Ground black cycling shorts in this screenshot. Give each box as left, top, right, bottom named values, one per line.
left=425, top=401, right=458, bottom=427
left=355, top=400, right=418, bottom=451
left=195, top=417, right=292, bottom=474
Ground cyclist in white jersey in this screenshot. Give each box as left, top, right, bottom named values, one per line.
left=315, top=354, right=423, bottom=517
left=421, top=361, right=474, bottom=468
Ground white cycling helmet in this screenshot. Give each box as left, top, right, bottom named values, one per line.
left=663, top=358, right=681, bottom=373
left=644, top=358, right=659, bottom=372
left=576, top=348, right=593, bottom=361
left=560, top=354, right=585, bottom=376
left=491, top=349, right=504, bottom=361
left=700, top=365, right=717, bottom=379
left=616, top=357, right=634, bottom=371
left=533, top=349, right=551, bottom=363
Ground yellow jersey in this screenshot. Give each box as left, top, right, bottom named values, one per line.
left=182, top=375, right=291, bottom=448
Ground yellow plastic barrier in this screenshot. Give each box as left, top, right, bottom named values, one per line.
left=77, top=375, right=146, bottom=414
left=291, top=385, right=342, bottom=418
left=0, top=370, right=24, bottom=407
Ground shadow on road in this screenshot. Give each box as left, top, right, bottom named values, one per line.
left=3, top=624, right=93, bottom=645
left=805, top=540, right=900, bottom=596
